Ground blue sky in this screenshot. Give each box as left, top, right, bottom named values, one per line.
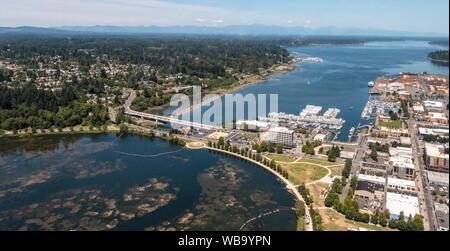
left=1, top=0, right=448, bottom=35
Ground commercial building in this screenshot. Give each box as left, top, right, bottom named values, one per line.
left=434, top=203, right=449, bottom=231
left=379, top=127, right=409, bottom=138
left=427, top=113, right=448, bottom=124
left=424, top=143, right=449, bottom=173
left=314, top=134, right=327, bottom=142
left=386, top=192, right=420, bottom=220
left=423, top=100, right=445, bottom=113
left=418, top=128, right=449, bottom=138
left=354, top=175, right=386, bottom=212
left=427, top=171, right=449, bottom=187
left=267, top=127, right=294, bottom=148
left=387, top=177, right=417, bottom=195
left=235, top=120, right=269, bottom=132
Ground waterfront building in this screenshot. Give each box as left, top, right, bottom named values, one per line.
left=267, top=127, right=294, bottom=148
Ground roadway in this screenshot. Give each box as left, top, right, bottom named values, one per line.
left=409, top=116, right=437, bottom=231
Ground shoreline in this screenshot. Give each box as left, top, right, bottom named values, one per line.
left=170, top=60, right=298, bottom=116
left=203, top=145, right=313, bottom=231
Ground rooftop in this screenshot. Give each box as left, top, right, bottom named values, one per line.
left=358, top=174, right=386, bottom=184
left=388, top=177, right=416, bottom=188
left=425, top=143, right=449, bottom=159
left=386, top=192, right=420, bottom=218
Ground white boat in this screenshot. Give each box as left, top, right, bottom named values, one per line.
left=368, top=81, right=375, bottom=87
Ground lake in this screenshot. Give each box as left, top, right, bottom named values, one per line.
left=0, top=134, right=297, bottom=231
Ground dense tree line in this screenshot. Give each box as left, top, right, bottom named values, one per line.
left=0, top=82, right=108, bottom=130
left=428, top=50, right=449, bottom=63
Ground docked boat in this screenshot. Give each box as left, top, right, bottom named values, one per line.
left=368, top=81, right=375, bottom=87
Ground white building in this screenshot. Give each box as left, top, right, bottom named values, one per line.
left=267, top=127, right=294, bottom=147
left=358, top=174, right=386, bottom=184
left=423, top=100, right=445, bottom=113
left=427, top=171, right=449, bottom=186
left=386, top=192, right=420, bottom=219
left=387, top=177, right=417, bottom=194
left=419, top=128, right=449, bottom=137
left=236, top=120, right=269, bottom=131
left=314, top=134, right=327, bottom=142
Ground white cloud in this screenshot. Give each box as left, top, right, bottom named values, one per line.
left=196, top=18, right=205, bottom=23
left=213, top=19, right=224, bottom=24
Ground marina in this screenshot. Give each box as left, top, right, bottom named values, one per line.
left=262, top=105, right=345, bottom=130
left=361, top=96, right=400, bottom=119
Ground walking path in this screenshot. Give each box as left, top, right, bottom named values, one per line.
left=264, top=156, right=342, bottom=186
left=204, top=146, right=314, bottom=231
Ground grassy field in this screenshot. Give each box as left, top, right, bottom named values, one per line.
left=282, top=163, right=328, bottom=185
left=379, top=120, right=403, bottom=129
left=267, top=154, right=297, bottom=163
left=297, top=158, right=337, bottom=167
left=329, top=165, right=344, bottom=177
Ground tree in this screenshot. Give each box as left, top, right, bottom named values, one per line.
left=218, top=137, right=224, bottom=147
left=277, top=144, right=283, bottom=154
left=328, top=150, right=337, bottom=162
left=378, top=212, right=387, bottom=227
left=370, top=148, right=378, bottom=161
left=118, top=124, right=129, bottom=137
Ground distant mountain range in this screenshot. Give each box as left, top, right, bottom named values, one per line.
left=0, top=25, right=447, bottom=37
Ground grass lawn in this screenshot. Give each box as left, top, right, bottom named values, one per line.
left=308, top=183, right=328, bottom=208
left=329, top=165, right=344, bottom=177
left=344, top=220, right=396, bottom=231
left=267, top=154, right=296, bottom=163
left=282, top=163, right=328, bottom=185
left=297, top=158, right=337, bottom=167
left=379, top=120, right=403, bottom=129
left=318, top=208, right=396, bottom=231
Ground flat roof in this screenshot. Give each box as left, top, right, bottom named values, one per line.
left=419, top=128, right=449, bottom=136
left=358, top=174, right=386, bottom=184
left=269, top=126, right=293, bottom=134
left=386, top=192, right=420, bottom=217
left=425, top=143, right=449, bottom=159
left=388, top=177, right=416, bottom=188
left=427, top=171, right=449, bottom=185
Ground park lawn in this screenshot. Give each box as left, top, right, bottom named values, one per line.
left=329, top=165, right=344, bottom=177
left=282, top=163, right=328, bottom=185
left=308, top=183, right=328, bottom=208
left=344, top=220, right=396, bottom=231
left=297, top=158, right=336, bottom=167
left=379, top=120, right=403, bottom=129
left=319, top=208, right=396, bottom=231
left=267, top=154, right=296, bottom=163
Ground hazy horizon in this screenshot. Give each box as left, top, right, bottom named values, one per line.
left=0, top=0, right=449, bottom=36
